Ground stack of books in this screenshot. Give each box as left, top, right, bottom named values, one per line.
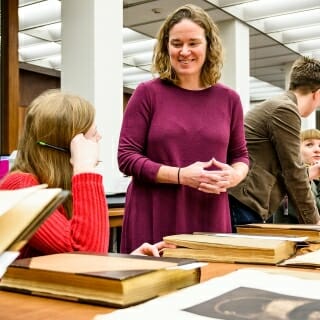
left=236, top=223, right=320, bottom=242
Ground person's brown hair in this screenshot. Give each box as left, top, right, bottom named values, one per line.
left=12, top=89, right=95, bottom=216
left=300, top=128, right=320, bottom=142
left=289, top=56, right=320, bottom=94
left=152, top=4, right=223, bottom=87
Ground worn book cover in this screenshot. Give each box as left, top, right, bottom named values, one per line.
left=162, top=233, right=297, bottom=264
left=236, top=223, right=320, bottom=242
left=0, top=252, right=201, bottom=307
left=0, top=185, right=69, bottom=253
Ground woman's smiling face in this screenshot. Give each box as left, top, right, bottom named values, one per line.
left=168, top=18, right=207, bottom=83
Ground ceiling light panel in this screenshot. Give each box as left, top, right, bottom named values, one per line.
left=253, top=9, right=320, bottom=33
left=27, top=59, right=55, bottom=69
left=238, top=0, right=320, bottom=21
left=217, top=0, right=257, bottom=6
left=123, top=66, right=147, bottom=76
left=47, top=54, right=61, bottom=69
left=123, top=39, right=156, bottom=57
left=123, top=51, right=153, bottom=67
left=296, top=39, right=320, bottom=52
left=19, top=0, right=61, bottom=30
left=19, top=32, right=44, bottom=47
left=22, top=22, right=61, bottom=42
left=19, top=0, right=43, bottom=6
left=270, top=25, right=320, bottom=44
left=19, top=41, right=60, bottom=61
left=123, top=27, right=150, bottom=42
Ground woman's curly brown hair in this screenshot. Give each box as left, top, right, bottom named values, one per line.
left=151, top=4, right=223, bottom=87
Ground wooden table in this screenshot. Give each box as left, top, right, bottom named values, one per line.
left=0, top=291, right=112, bottom=320
left=108, top=208, right=124, bottom=252
left=108, top=208, right=124, bottom=228
left=1, top=262, right=319, bottom=320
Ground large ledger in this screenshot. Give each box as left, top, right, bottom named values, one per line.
left=0, top=252, right=201, bottom=307
left=162, top=233, right=298, bottom=264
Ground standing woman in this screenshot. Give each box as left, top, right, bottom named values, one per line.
left=118, top=4, right=249, bottom=253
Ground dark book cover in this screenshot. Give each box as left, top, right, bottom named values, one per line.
left=9, top=252, right=198, bottom=281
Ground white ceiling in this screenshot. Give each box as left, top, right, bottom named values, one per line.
left=16, top=0, right=320, bottom=102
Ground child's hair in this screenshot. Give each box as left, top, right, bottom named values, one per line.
left=289, top=56, right=320, bottom=93
left=300, top=129, right=320, bottom=142
left=13, top=89, right=95, bottom=217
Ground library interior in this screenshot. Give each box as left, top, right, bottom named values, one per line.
left=1, top=1, right=320, bottom=319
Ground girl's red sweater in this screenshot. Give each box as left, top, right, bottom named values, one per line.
left=0, top=172, right=109, bottom=258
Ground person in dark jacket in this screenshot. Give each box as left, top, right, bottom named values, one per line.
left=229, top=57, right=320, bottom=231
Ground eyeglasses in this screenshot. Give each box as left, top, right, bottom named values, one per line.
left=37, top=141, right=69, bottom=153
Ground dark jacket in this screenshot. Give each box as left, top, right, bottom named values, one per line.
left=274, top=180, right=320, bottom=223
left=229, top=91, right=319, bottom=223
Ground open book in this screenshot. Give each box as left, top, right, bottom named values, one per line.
left=0, top=252, right=202, bottom=307
left=280, top=249, right=320, bottom=268
left=162, top=233, right=298, bottom=264
left=236, top=223, right=320, bottom=242
left=0, top=185, right=69, bottom=276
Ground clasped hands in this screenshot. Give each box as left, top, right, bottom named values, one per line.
left=179, top=158, right=240, bottom=194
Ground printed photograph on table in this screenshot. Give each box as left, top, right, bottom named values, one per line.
left=184, top=286, right=320, bottom=320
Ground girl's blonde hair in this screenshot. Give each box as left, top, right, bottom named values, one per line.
left=12, top=89, right=95, bottom=216
left=300, top=129, right=320, bottom=142
left=152, top=4, right=223, bottom=87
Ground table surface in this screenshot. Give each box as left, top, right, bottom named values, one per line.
left=1, top=262, right=319, bottom=320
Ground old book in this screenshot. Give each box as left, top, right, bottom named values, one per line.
left=0, top=252, right=201, bottom=307
left=162, top=233, right=297, bottom=264
left=0, top=185, right=69, bottom=277
left=93, top=268, right=320, bottom=320
left=280, top=249, right=320, bottom=269
left=0, top=184, right=69, bottom=254
left=236, top=223, right=320, bottom=242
